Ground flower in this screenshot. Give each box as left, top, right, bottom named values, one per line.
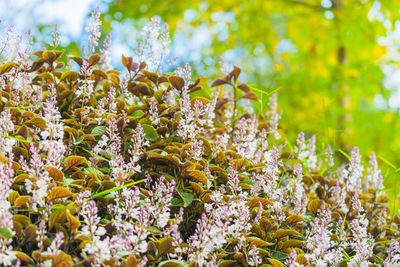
left=36, top=220, right=47, bottom=252
left=86, top=7, right=101, bottom=54
left=148, top=176, right=175, bottom=228
left=295, top=132, right=318, bottom=170
left=383, top=240, right=400, bottom=266
left=330, top=180, right=348, bottom=213
left=175, top=63, right=192, bottom=82
left=51, top=24, right=60, bottom=48
left=0, top=24, right=31, bottom=64
left=43, top=232, right=64, bottom=258
left=149, top=97, right=160, bottom=125
left=20, top=144, right=52, bottom=211
left=188, top=168, right=251, bottom=265
left=248, top=245, right=262, bottom=266
left=325, top=145, right=334, bottom=168
left=128, top=123, right=149, bottom=174
left=138, top=16, right=171, bottom=73
left=267, top=92, right=281, bottom=140
left=289, top=164, right=307, bottom=215
left=348, top=193, right=374, bottom=267
left=0, top=243, right=16, bottom=267
left=284, top=249, right=304, bottom=267
left=340, top=147, right=364, bottom=192
left=100, top=33, right=112, bottom=70
left=364, top=152, right=383, bottom=190
left=187, top=138, right=204, bottom=162
left=76, top=60, right=94, bottom=104
left=233, top=115, right=258, bottom=160
left=0, top=157, right=16, bottom=266
left=79, top=198, right=116, bottom=265
left=40, top=85, right=66, bottom=168
left=0, top=110, right=15, bottom=154
left=228, top=166, right=241, bottom=195
left=304, top=204, right=343, bottom=266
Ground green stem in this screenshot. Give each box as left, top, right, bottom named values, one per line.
left=231, top=85, right=237, bottom=143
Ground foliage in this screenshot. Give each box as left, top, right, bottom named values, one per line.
left=0, top=9, right=399, bottom=267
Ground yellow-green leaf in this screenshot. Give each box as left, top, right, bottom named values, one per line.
left=0, top=227, right=12, bottom=238
left=268, top=258, right=284, bottom=267
left=142, top=124, right=158, bottom=141
left=307, top=199, right=322, bottom=214
left=159, top=237, right=174, bottom=256
left=286, top=214, right=305, bottom=225
left=249, top=197, right=273, bottom=209
left=49, top=208, right=67, bottom=229
left=44, top=166, right=64, bottom=182
left=15, top=251, right=34, bottom=264
left=247, top=236, right=274, bottom=248
left=48, top=187, right=73, bottom=201
left=52, top=251, right=73, bottom=267
left=66, top=210, right=80, bottom=234
left=273, top=229, right=301, bottom=239
left=26, top=117, right=47, bottom=130
left=280, top=239, right=303, bottom=249
left=14, top=196, right=32, bottom=207
left=188, top=170, right=208, bottom=186
left=13, top=215, right=31, bottom=228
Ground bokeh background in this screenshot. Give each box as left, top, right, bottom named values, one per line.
left=2, top=0, right=400, bottom=205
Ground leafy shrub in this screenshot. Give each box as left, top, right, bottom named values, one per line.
left=0, top=10, right=399, bottom=267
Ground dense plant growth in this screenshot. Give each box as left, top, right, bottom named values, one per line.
left=0, top=10, right=399, bottom=267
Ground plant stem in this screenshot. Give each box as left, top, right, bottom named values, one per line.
left=231, top=85, right=237, bottom=143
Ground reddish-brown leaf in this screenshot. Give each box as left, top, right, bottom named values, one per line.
left=65, top=155, right=86, bottom=170
left=211, top=77, right=229, bottom=87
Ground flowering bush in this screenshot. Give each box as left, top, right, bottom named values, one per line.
left=0, top=10, right=399, bottom=267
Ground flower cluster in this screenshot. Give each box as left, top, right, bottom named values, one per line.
left=86, top=7, right=102, bottom=55
left=304, top=204, right=344, bottom=266
left=295, top=132, right=318, bottom=170
left=138, top=16, right=171, bottom=73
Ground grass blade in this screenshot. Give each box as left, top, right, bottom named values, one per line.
left=90, top=179, right=146, bottom=199
left=0, top=133, right=32, bottom=143
left=337, top=149, right=350, bottom=160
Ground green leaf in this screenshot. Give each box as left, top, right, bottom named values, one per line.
left=338, top=149, right=350, bottom=160
left=240, top=179, right=254, bottom=185
left=131, top=110, right=145, bottom=117
left=0, top=133, right=32, bottom=143
left=81, top=147, right=109, bottom=162
left=339, top=213, right=347, bottom=238
left=142, top=124, right=158, bottom=141
left=0, top=227, right=12, bottom=238
left=270, top=251, right=288, bottom=261
left=378, top=155, right=397, bottom=169
left=170, top=197, right=184, bottom=206
left=176, top=189, right=194, bottom=207
left=147, top=225, right=163, bottom=233
left=250, top=85, right=281, bottom=96
left=90, top=179, right=147, bottom=199
left=73, top=136, right=84, bottom=145
left=91, top=126, right=107, bottom=136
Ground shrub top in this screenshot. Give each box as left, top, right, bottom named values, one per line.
left=0, top=12, right=399, bottom=267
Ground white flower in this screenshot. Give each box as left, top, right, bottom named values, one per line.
left=86, top=7, right=101, bottom=54
left=0, top=244, right=16, bottom=267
